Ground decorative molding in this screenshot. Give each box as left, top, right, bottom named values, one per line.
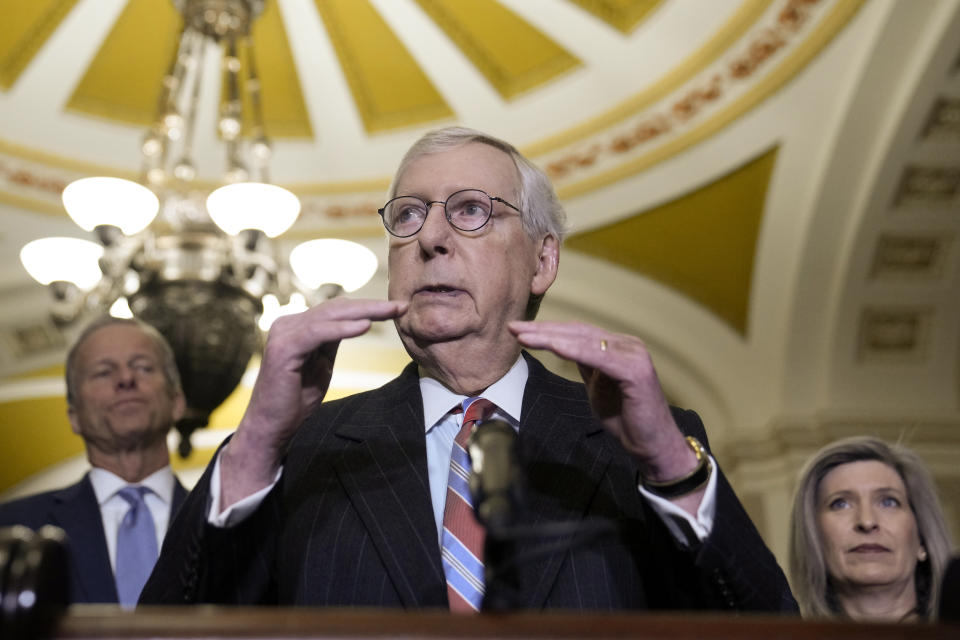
left=894, top=166, right=960, bottom=207
left=292, top=194, right=385, bottom=235
left=0, top=146, right=385, bottom=232
left=921, top=97, right=960, bottom=141
left=0, top=154, right=71, bottom=212
left=546, top=0, right=866, bottom=199
left=315, top=0, right=454, bottom=133
left=719, top=412, right=960, bottom=471
left=543, top=0, right=828, bottom=181
left=567, top=0, right=664, bottom=35
left=857, top=306, right=932, bottom=362
left=0, top=319, right=65, bottom=360
left=0, top=0, right=80, bottom=90
left=869, top=233, right=949, bottom=280
left=0, top=377, right=65, bottom=404
left=414, top=0, right=580, bottom=100
left=64, top=0, right=180, bottom=127
left=0, top=0, right=866, bottom=214
left=524, top=0, right=776, bottom=156
left=563, top=145, right=778, bottom=335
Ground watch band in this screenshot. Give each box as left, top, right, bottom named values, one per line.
left=641, top=436, right=713, bottom=499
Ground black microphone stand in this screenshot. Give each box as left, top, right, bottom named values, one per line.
left=467, top=419, right=524, bottom=612
left=467, top=420, right=617, bottom=612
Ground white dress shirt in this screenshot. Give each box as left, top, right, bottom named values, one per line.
left=419, top=356, right=717, bottom=544
left=210, top=357, right=717, bottom=545
left=88, top=466, right=176, bottom=572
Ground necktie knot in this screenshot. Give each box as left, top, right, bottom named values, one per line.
left=457, top=397, right=495, bottom=446
left=117, top=485, right=150, bottom=509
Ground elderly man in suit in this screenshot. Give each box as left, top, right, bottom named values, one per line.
left=0, top=317, right=188, bottom=606
left=142, top=127, right=796, bottom=612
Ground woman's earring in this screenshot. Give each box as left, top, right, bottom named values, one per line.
left=918, top=547, right=928, bottom=562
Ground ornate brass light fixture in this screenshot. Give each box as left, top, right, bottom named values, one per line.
left=19, top=0, right=377, bottom=456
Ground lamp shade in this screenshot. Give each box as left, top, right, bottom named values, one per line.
left=258, top=292, right=308, bottom=331
left=20, top=237, right=104, bottom=290
left=62, top=177, right=159, bottom=235
left=289, top=239, right=378, bottom=292
left=206, top=182, right=301, bottom=237
left=109, top=297, right=134, bottom=318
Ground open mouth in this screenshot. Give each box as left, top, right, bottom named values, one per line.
left=417, top=285, right=461, bottom=294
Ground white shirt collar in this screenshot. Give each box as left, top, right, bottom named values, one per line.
left=88, top=465, right=175, bottom=506
left=420, top=355, right=528, bottom=431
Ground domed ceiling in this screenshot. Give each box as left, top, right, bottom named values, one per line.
left=1, top=0, right=959, bottom=553
left=1, top=0, right=867, bottom=333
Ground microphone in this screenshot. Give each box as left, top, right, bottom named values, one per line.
left=0, top=525, right=68, bottom=639
left=464, top=418, right=618, bottom=612
left=467, top=419, right=523, bottom=611
left=466, top=419, right=521, bottom=533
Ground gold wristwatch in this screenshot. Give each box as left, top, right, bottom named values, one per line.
left=641, top=436, right=713, bottom=499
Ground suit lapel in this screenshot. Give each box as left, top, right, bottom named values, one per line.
left=332, top=365, right=447, bottom=607
left=326, top=355, right=623, bottom=609
left=171, top=479, right=188, bottom=516
left=50, top=475, right=118, bottom=603
left=514, top=354, right=616, bottom=608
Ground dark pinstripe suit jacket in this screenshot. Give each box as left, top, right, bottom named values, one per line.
left=142, top=353, right=796, bottom=612
left=0, top=472, right=187, bottom=603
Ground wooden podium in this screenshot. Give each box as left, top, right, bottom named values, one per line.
left=54, top=607, right=958, bottom=639
left=2, top=526, right=956, bottom=639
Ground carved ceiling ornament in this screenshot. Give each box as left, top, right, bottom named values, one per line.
left=857, top=307, right=931, bottom=363
left=922, top=97, right=960, bottom=141
left=535, top=0, right=865, bottom=198
left=870, top=234, right=948, bottom=280
left=895, top=166, right=960, bottom=207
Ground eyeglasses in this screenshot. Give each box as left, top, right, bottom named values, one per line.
left=378, top=188, right=521, bottom=238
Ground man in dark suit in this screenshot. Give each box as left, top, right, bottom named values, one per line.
left=142, top=127, right=797, bottom=612
left=0, top=317, right=188, bottom=606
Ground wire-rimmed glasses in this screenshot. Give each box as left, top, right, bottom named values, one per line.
left=378, top=188, right=521, bottom=238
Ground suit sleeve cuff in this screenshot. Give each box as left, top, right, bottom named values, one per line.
left=637, top=454, right=717, bottom=546
left=207, top=450, right=282, bottom=528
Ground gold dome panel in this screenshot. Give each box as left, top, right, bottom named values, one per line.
left=568, top=0, right=664, bottom=35
left=0, top=0, right=80, bottom=89
left=565, top=146, right=778, bottom=335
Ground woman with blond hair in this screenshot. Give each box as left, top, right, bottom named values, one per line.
left=789, top=436, right=952, bottom=621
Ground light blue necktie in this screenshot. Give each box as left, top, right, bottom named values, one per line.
left=114, top=486, right=158, bottom=607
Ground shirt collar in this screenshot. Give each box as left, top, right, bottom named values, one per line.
left=420, top=355, right=528, bottom=431
left=88, top=465, right=175, bottom=506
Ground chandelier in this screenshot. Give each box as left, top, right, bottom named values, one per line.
left=18, top=0, right=377, bottom=456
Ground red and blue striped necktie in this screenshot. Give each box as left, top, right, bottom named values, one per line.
left=441, top=396, right=494, bottom=612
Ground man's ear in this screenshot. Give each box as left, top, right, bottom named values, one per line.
left=531, top=233, right=559, bottom=296
left=67, top=405, right=82, bottom=436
